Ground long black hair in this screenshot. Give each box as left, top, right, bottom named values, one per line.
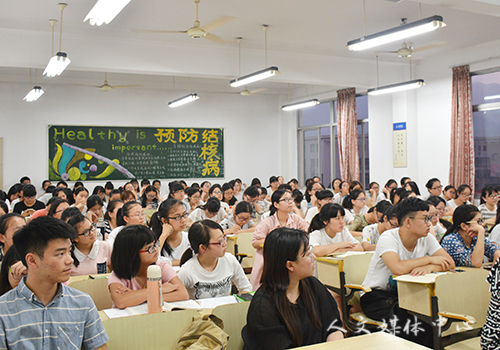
left=140, top=185, right=158, bottom=208
left=261, top=228, right=321, bottom=347
left=309, top=203, right=345, bottom=233
left=149, top=198, right=185, bottom=256
left=269, top=189, right=287, bottom=216
left=180, top=220, right=223, bottom=266
left=116, top=201, right=142, bottom=226
left=342, top=189, right=364, bottom=210
left=441, top=204, right=480, bottom=242
left=0, top=245, right=22, bottom=296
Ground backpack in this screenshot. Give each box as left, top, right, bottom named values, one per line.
left=175, top=314, right=229, bottom=350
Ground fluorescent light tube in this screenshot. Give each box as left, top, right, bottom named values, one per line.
left=84, top=0, right=131, bottom=26
left=23, top=86, right=44, bottom=102
left=43, top=52, right=71, bottom=77
left=347, top=15, right=446, bottom=51
left=230, top=66, right=280, bottom=88
left=168, top=93, right=199, bottom=108
left=367, top=79, right=424, bottom=95
left=484, top=94, right=500, bottom=100
left=282, top=99, right=320, bottom=111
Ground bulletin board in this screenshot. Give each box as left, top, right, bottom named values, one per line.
left=47, top=125, right=224, bottom=181
left=393, top=122, right=407, bottom=168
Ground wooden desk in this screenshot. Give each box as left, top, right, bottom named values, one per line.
left=293, top=332, right=430, bottom=349
left=316, top=252, right=374, bottom=290
left=227, top=235, right=237, bottom=255
left=395, top=268, right=490, bottom=349
left=227, top=231, right=256, bottom=269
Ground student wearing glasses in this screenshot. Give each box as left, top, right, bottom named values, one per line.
left=106, top=202, right=145, bottom=246
left=242, top=228, right=344, bottom=349
left=219, top=201, right=256, bottom=234
left=149, top=198, right=190, bottom=266
left=425, top=178, right=443, bottom=199
left=341, top=189, right=369, bottom=226
left=188, top=197, right=227, bottom=225
left=47, top=198, right=69, bottom=220
left=178, top=220, right=252, bottom=299
left=209, top=184, right=231, bottom=213
left=108, top=225, right=187, bottom=308
left=361, top=205, right=398, bottom=251
left=67, top=213, right=112, bottom=276
left=140, top=185, right=159, bottom=210
left=478, top=186, right=498, bottom=229
left=304, top=190, right=334, bottom=224
left=250, top=189, right=309, bottom=290
left=441, top=204, right=500, bottom=267
left=447, top=184, right=472, bottom=211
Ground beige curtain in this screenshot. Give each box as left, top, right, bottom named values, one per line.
left=336, top=88, right=360, bottom=183
left=449, top=65, right=475, bottom=192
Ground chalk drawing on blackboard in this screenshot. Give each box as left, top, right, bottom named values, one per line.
left=50, top=142, right=135, bottom=181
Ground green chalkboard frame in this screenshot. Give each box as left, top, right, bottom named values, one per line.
left=47, top=125, right=224, bottom=181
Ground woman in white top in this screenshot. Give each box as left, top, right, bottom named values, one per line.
left=106, top=201, right=145, bottom=246
left=305, top=190, right=334, bottom=224
left=361, top=205, right=399, bottom=251
left=426, top=196, right=449, bottom=241
left=479, top=186, right=498, bottom=229
left=220, top=201, right=256, bottom=234
left=177, top=220, right=252, bottom=299
left=331, top=178, right=342, bottom=195
left=342, top=189, right=369, bottom=225
left=447, top=184, right=472, bottom=211
left=200, top=181, right=211, bottom=203
left=185, top=187, right=202, bottom=214
left=208, top=184, right=230, bottom=213
left=333, top=181, right=349, bottom=205
left=149, top=198, right=190, bottom=266
left=188, top=197, right=227, bottom=225
left=489, top=211, right=500, bottom=245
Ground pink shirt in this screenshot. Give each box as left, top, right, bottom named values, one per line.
left=249, top=213, right=309, bottom=290
left=30, top=209, right=47, bottom=220
left=70, top=240, right=113, bottom=276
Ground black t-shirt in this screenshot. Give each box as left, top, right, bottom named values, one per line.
left=13, top=200, right=45, bottom=214
left=242, top=276, right=343, bottom=350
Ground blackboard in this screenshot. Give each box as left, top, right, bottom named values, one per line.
left=48, top=125, right=224, bottom=181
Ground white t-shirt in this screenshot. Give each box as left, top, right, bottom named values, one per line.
left=162, top=231, right=190, bottom=261
left=447, top=199, right=471, bottom=210
left=478, top=204, right=497, bottom=223
left=177, top=253, right=252, bottom=299
left=309, top=227, right=358, bottom=247
left=434, top=223, right=447, bottom=240
left=333, top=193, right=343, bottom=205
left=362, top=228, right=442, bottom=291
left=188, top=207, right=226, bottom=223
left=361, top=224, right=381, bottom=245
left=344, top=210, right=354, bottom=225
left=375, top=193, right=387, bottom=204
left=305, top=206, right=319, bottom=224
left=106, top=225, right=124, bottom=247
left=489, top=225, right=500, bottom=245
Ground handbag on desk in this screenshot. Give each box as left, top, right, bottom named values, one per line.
left=176, top=314, right=229, bottom=350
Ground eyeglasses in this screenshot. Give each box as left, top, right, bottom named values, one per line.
left=431, top=185, right=443, bottom=190
left=147, top=194, right=157, bottom=199
left=356, top=198, right=367, bottom=202
left=209, top=235, right=227, bottom=247
left=212, top=190, right=222, bottom=194
left=459, top=192, right=471, bottom=198
left=410, top=216, right=432, bottom=224
left=487, top=194, right=499, bottom=199
left=279, top=197, right=294, bottom=203
left=296, top=245, right=315, bottom=262
left=129, top=212, right=145, bottom=219
left=466, top=219, right=485, bottom=226
left=139, top=240, right=160, bottom=254
left=236, top=215, right=250, bottom=223
left=79, top=223, right=97, bottom=237
left=167, top=212, right=189, bottom=221
left=388, top=220, right=399, bottom=228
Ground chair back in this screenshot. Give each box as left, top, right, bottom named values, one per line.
left=212, top=301, right=251, bottom=350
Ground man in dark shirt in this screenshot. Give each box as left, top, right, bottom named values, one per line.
left=13, top=184, right=45, bottom=216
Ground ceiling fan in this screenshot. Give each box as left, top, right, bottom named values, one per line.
left=96, top=73, right=142, bottom=91
left=132, top=0, right=234, bottom=44
left=377, top=40, right=450, bottom=58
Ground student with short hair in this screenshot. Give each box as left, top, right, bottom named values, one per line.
left=108, top=225, right=188, bottom=309
left=13, top=184, right=45, bottom=217
left=304, top=190, right=334, bottom=224
left=447, top=184, right=472, bottom=211
left=188, top=197, right=227, bottom=225
left=348, top=200, right=391, bottom=234
left=109, top=189, right=121, bottom=201
left=220, top=201, right=256, bottom=234
left=478, top=186, right=498, bottom=228
left=361, top=205, right=398, bottom=251
left=178, top=220, right=252, bottom=299
left=360, top=197, right=455, bottom=348
left=0, top=216, right=109, bottom=349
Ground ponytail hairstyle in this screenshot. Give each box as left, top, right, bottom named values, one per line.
left=140, top=185, right=158, bottom=208
left=260, top=227, right=321, bottom=346
left=342, top=189, right=364, bottom=210
left=308, top=203, right=345, bottom=233
left=180, top=220, right=223, bottom=266
left=441, top=204, right=480, bottom=242
left=149, top=198, right=184, bottom=256
left=104, top=199, right=124, bottom=221
left=269, top=189, right=287, bottom=216
left=67, top=213, right=87, bottom=268
left=116, top=201, right=141, bottom=226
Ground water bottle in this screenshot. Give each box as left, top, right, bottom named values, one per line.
left=147, top=265, right=163, bottom=314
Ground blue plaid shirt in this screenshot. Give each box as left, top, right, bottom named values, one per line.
left=0, top=277, right=109, bottom=350
left=441, top=232, right=499, bottom=267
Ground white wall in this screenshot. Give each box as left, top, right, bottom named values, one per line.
left=0, top=81, right=292, bottom=193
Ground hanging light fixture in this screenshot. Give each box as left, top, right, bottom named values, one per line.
left=84, top=0, right=131, bottom=26
left=44, top=3, right=71, bottom=77
left=281, top=99, right=320, bottom=111
left=23, top=68, right=45, bottom=102
left=230, top=25, right=280, bottom=87
left=168, top=77, right=199, bottom=108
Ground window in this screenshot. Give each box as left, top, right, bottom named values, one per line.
left=471, top=70, right=500, bottom=194
left=297, top=96, right=369, bottom=188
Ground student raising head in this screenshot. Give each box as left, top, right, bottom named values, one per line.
left=304, top=190, right=333, bottom=224
left=361, top=205, right=398, bottom=251
left=106, top=201, right=145, bottom=246
left=177, top=220, right=252, bottom=299
left=149, top=198, right=189, bottom=266
left=242, top=228, right=344, bottom=349
left=108, top=225, right=188, bottom=309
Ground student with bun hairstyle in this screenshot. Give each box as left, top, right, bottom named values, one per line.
left=178, top=220, right=251, bottom=299
left=149, top=198, right=189, bottom=266
left=106, top=201, right=144, bottom=246
left=188, top=197, right=227, bottom=225
left=108, top=225, right=188, bottom=309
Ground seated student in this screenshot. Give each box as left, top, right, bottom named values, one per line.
left=424, top=178, right=443, bottom=200
left=257, top=186, right=270, bottom=213
left=29, top=196, right=60, bottom=220
left=106, top=202, right=145, bottom=246
left=0, top=213, right=26, bottom=263
left=0, top=245, right=26, bottom=296
left=185, top=187, right=202, bottom=214
left=13, top=184, right=45, bottom=217
left=342, top=189, right=369, bottom=225
left=219, top=201, right=256, bottom=234
left=139, top=185, right=159, bottom=210
left=222, top=182, right=238, bottom=207
left=188, top=197, right=226, bottom=225
left=0, top=216, right=109, bottom=349
left=361, top=205, right=398, bottom=251
left=177, top=220, right=252, bottom=299
left=72, top=187, right=89, bottom=213
left=426, top=196, right=449, bottom=240
left=390, top=187, right=415, bottom=205
left=0, top=201, right=7, bottom=217
left=109, top=189, right=121, bottom=202
left=102, top=199, right=123, bottom=239
left=168, top=181, right=189, bottom=212
left=441, top=204, right=500, bottom=267
left=149, top=198, right=189, bottom=266
left=4, top=184, right=22, bottom=212
left=288, top=178, right=299, bottom=192
left=305, top=190, right=334, bottom=224
left=250, top=189, right=309, bottom=290
left=233, top=178, right=246, bottom=202
left=360, top=197, right=455, bottom=348
left=67, top=214, right=112, bottom=276
left=242, top=228, right=344, bottom=349
left=291, top=189, right=306, bottom=218
left=266, top=176, right=280, bottom=201
left=208, top=184, right=231, bottom=213
left=305, top=181, right=325, bottom=210
left=367, top=181, right=381, bottom=205
left=108, top=225, right=188, bottom=309
left=348, top=200, right=391, bottom=234
left=404, top=181, right=421, bottom=198
left=333, top=181, right=349, bottom=205
left=478, top=186, right=498, bottom=229
left=308, top=203, right=362, bottom=256
left=200, top=181, right=211, bottom=203
left=60, top=207, right=83, bottom=222
left=490, top=209, right=500, bottom=245
left=481, top=258, right=500, bottom=350
left=86, top=194, right=104, bottom=224
left=38, top=185, right=55, bottom=205
left=241, top=186, right=264, bottom=215
left=380, top=178, right=398, bottom=201
left=52, top=186, right=68, bottom=202
left=447, top=184, right=472, bottom=211
left=47, top=198, right=70, bottom=220
left=442, top=185, right=457, bottom=202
